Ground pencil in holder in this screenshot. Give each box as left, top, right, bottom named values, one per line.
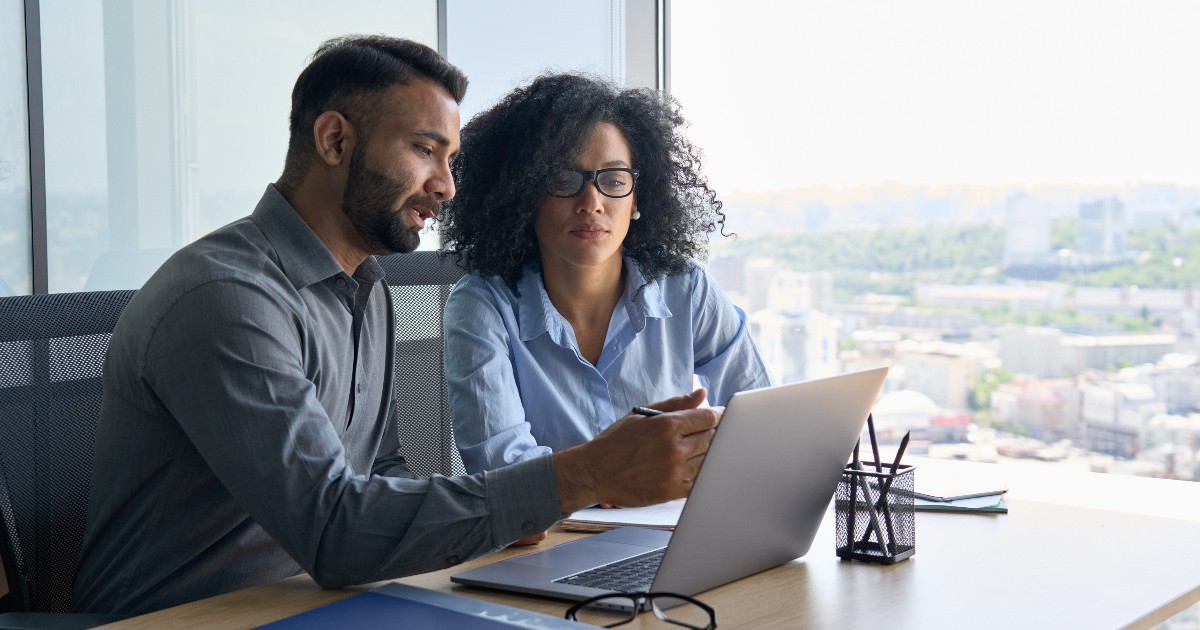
left=834, top=462, right=916, bottom=564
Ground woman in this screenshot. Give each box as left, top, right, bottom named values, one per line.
left=439, top=73, right=772, bottom=476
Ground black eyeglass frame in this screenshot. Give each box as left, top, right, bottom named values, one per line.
left=564, top=591, right=716, bottom=629
left=545, top=167, right=641, bottom=199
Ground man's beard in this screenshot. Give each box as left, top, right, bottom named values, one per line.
left=342, top=144, right=438, bottom=255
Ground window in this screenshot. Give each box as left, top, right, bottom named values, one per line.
left=19, top=0, right=645, bottom=292
left=38, top=0, right=437, bottom=292
left=0, top=0, right=31, bottom=296
left=672, top=1, right=1200, bottom=482
left=444, top=0, right=638, bottom=120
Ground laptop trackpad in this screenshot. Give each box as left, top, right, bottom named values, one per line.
left=506, top=527, right=672, bottom=571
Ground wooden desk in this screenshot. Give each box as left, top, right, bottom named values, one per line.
left=103, top=467, right=1200, bottom=629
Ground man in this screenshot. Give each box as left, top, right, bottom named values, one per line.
left=71, top=35, right=718, bottom=615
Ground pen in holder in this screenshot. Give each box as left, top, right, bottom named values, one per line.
left=834, top=460, right=916, bottom=564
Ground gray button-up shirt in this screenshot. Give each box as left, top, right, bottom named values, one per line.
left=72, top=185, right=561, bottom=615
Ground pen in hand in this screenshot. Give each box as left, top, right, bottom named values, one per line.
left=607, top=406, right=667, bottom=510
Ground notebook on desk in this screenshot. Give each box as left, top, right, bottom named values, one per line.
left=911, top=457, right=1008, bottom=501
left=451, top=367, right=889, bottom=606
left=560, top=500, right=685, bottom=532
left=258, top=582, right=590, bottom=628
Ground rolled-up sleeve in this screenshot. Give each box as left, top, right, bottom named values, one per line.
left=144, top=278, right=561, bottom=587
left=443, top=279, right=552, bottom=473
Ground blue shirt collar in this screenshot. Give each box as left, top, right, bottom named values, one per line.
left=514, top=257, right=673, bottom=345
left=620, top=259, right=672, bottom=329
left=515, top=264, right=560, bottom=344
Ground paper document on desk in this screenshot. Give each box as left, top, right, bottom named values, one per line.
left=915, top=494, right=1008, bottom=514
left=560, top=500, right=685, bottom=532
left=912, top=458, right=1008, bottom=502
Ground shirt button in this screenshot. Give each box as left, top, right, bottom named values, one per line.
left=446, top=555, right=460, bottom=565
left=521, top=521, right=536, bottom=534
left=335, top=278, right=347, bottom=286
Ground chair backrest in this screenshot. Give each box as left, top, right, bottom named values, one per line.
left=377, top=252, right=467, bottom=477
left=0, top=290, right=136, bottom=613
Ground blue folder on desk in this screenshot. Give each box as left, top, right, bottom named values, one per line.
left=258, top=582, right=593, bottom=629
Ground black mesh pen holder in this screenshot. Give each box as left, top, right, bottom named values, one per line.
left=834, top=463, right=916, bottom=564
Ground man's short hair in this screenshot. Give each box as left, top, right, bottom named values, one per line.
left=279, top=35, right=468, bottom=187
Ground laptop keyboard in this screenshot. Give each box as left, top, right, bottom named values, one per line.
left=553, top=548, right=666, bottom=592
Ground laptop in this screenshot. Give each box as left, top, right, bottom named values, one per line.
left=451, top=367, right=889, bottom=605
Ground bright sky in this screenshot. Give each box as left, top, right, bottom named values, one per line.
left=670, top=1, right=1200, bottom=192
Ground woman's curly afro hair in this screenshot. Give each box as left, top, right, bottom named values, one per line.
left=438, top=73, right=727, bottom=291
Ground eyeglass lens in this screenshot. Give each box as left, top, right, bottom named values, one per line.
left=568, top=597, right=636, bottom=627
left=548, top=169, right=636, bottom=198
left=569, top=594, right=713, bottom=629
left=651, top=595, right=714, bottom=629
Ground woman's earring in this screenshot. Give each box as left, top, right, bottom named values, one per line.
left=631, top=210, right=641, bottom=220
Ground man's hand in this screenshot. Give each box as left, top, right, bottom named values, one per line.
left=552, top=389, right=722, bottom=513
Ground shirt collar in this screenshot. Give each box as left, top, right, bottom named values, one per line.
left=251, top=184, right=351, bottom=290
left=354, top=256, right=385, bottom=284
left=515, top=263, right=559, bottom=343
left=620, top=260, right=672, bottom=331
left=514, top=257, right=674, bottom=344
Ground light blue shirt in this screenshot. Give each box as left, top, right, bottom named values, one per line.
left=444, top=258, right=773, bottom=473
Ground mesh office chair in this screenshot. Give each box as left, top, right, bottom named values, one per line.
left=378, top=251, right=468, bottom=477
left=0, top=290, right=135, bottom=628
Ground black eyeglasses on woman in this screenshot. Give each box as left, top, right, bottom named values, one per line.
left=546, top=167, right=640, bottom=199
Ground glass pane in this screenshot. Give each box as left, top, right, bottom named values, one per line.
left=0, top=0, right=32, bottom=296
left=40, top=0, right=438, bottom=292
left=569, top=596, right=636, bottom=627
left=672, top=2, right=1200, bottom=481
left=445, top=0, right=626, bottom=120
left=442, top=0, right=628, bottom=251
left=39, top=1, right=106, bottom=294
left=651, top=595, right=714, bottom=628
